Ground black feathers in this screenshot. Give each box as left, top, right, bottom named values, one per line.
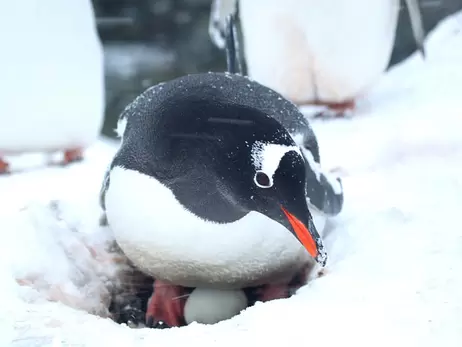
left=224, top=13, right=243, bottom=75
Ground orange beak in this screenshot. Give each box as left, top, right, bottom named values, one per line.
left=281, top=206, right=319, bottom=261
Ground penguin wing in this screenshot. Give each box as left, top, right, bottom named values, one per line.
left=99, top=163, right=111, bottom=212
left=99, top=105, right=132, bottom=212
left=98, top=80, right=166, bottom=213
left=301, top=147, right=344, bottom=217
left=209, top=0, right=238, bottom=49
left=403, top=0, right=426, bottom=57
left=292, top=126, right=344, bottom=217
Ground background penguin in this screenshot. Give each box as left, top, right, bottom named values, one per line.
left=209, top=0, right=425, bottom=117
left=0, top=0, right=105, bottom=173
left=100, top=13, right=343, bottom=329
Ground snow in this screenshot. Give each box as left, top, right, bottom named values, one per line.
left=1, top=10, right=462, bottom=347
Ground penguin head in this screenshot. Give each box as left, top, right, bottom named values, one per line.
left=212, top=102, right=326, bottom=265
left=245, top=140, right=327, bottom=266
left=126, top=94, right=327, bottom=265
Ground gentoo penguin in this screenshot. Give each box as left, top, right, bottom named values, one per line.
left=209, top=0, right=425, bottom=116
left=100, top=13, right=343, bottom=329
left=0, top=0, right=104, bottom=173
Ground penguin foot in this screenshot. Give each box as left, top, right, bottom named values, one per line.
left=251, top=266, right=309, bottom=303
left=312, top=100, right=355, bottom=118
left=0, top=157, right=10, bottom=174
left=145, top=280, right=188, bottom=328
left=62, top=148, right=84, bottom=165
left=255, top=283, right=290, bottom=301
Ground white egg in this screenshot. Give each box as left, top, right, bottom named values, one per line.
left=184, top=287, right=248, bottom=325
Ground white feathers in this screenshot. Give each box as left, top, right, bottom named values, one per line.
left=292, top=133, right=343, bottom=196
left=299, top=144, right=343, bottom=196
left=300, top=147, right=322, bottom=181
left=104, top=166, right=309, bottom=288
left=236, top=0, right=401, bottom=104
left=115, top=117, right=127, bottom=138
left=251, top=141, right=302, bottom=185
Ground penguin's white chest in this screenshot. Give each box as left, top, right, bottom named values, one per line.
left=105, top=167, right=313, bottom=288
left=238, top=0, right=400, bottom=104
left=0, top=0, right=104, bottom=153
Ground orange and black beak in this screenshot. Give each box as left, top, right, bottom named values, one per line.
left=281, top=206, right=327, bottom=266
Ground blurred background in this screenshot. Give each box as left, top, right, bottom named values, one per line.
left=92, top=0, right=462, bottom=138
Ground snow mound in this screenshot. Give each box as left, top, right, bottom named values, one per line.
left=1, top=10, right=462, bottom=347
left=2, top=200, right=119, bottom=317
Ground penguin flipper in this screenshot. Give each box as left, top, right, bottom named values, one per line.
left=303, top=150, right=344, bottom=217
left=98, top=166, right=111, bottom=226
left=100, top=168, right=110, bottom=210
left=100, top=106, right=132, bottom=213
left=289, top=117, right=343, bottom=216
left=223, top=11, right=243, bottom=74
left=294, top=128, right=343, bottom=217
left=314, top=171, right=344, bottom=217
left=403, top=0, right=426, bottom=58
left=209, top=0, right=238, bottom=49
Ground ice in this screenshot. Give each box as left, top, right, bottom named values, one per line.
left=0, top=10, right=462, bottom=347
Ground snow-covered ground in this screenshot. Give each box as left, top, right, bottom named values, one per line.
left=1, top=11, right=462, bottom=347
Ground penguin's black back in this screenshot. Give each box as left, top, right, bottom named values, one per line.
left=104, top=72, right=342, bottom=217
left=120, top=72, right=320, bottom=163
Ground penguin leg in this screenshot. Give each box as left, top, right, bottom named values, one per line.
left=62, top=148, right=84, bottom=165
left=253, top=265, right=310, bottom=302
left=311, top=99, right=355, bottom=118
left=254, top=283, right=290, bottom=301
left=0, top=157, right=10, bottom=174
left=145, top=280, right=189, bottom=328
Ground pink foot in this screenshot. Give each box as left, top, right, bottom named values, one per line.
left=255, top=283, right=290, bottom=301
left=62, top=148, right=84, bottom=165
left=254, top=266, right=310, bottom=302
left=145, top=280, right=188, bottom=328
left=311, top=99, right=355, bottom=118
left=0, top=157, right=10, bottom=174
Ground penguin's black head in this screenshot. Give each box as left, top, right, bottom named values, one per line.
left=142, top=94, right=327, bottom=265
left=244, top=142, right=326, bottom=265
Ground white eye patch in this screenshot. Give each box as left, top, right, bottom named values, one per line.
left=115, top=117, right=127, bottom=138
left=251, top=141, right=302, bottom=188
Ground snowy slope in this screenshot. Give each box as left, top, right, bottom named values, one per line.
left=1, top=11, right=462, bottom=347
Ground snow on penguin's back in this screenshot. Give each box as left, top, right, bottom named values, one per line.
left=0, top=0, right=104, bottom=153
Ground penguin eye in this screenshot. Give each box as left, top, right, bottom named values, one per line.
left=254, top=171, right=272, bottom=188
